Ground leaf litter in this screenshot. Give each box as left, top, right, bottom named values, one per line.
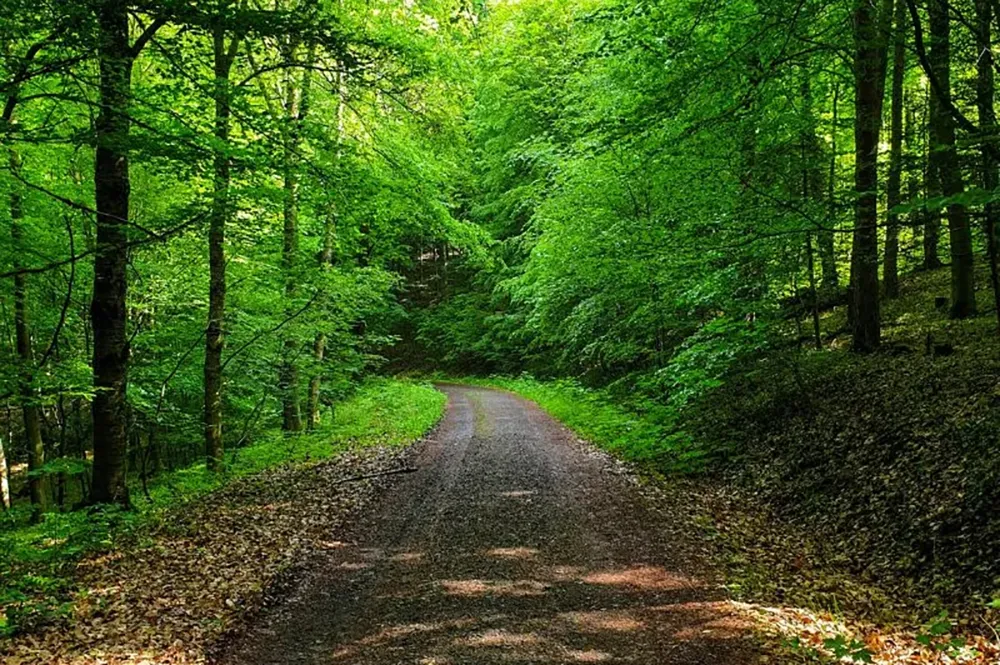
left=1, top=446, right=416, bottom=665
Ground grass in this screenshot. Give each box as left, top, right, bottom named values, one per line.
left=0, top=378, right=446, bottom=636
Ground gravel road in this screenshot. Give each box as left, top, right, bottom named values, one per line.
left=217, top=384, right=761, bottom=664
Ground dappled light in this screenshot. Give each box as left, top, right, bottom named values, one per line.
left=582, top=566, right=698, bottom=591
left=439, top=578, right=551, bottom=597
left=558, top=611, right=645, bottom=633
left=486, top=547, right=540, bottom=560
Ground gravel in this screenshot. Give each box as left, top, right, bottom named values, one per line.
left=214, top=385, right=761, bottom=665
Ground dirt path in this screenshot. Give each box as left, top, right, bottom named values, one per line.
left=217, top=385, right=762, bottom=664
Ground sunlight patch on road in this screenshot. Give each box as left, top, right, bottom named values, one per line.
left=485, top=547, right=540, bottom=560
left=567, top=649, right=613, bottom=662
left=389, top=551, right=425, bottom=563
left=456, top=629, right=543, bottom=647
left=582, top=565, right=698, bottom=591
left=439, top=578, right=550, bottom=597
left=558, top=610, right=645, bottom=632
left=499, top=490, right=536, bottom=498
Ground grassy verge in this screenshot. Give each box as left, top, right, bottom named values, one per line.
left=0, top=378, right=446, bottom=637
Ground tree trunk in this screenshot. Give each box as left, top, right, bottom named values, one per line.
left=90, top=0, right=133, bottom=506
left=0, top=431, right=9, bottom=510
left=307, top=68, right=344, bottom=430
left=851, top=0, right=893, bottom=352
left=883, top=0, right=906, bottom=299
left=976, top=0, right=1000, bottom=332
left=928, top=0, right=976, bottom=318
left=821, top=83, right=840, bottom=293
left=307, top=211, right=335, bottom=430
left=279, top=42, right=314, bottom=433
left=205, top=22, right=235, bottom=470
left=11, top=149, right=48, bottom=517
left=923, top=133, right=942, bottom=269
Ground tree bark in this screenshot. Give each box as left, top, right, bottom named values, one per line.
left=205, top=20, right=236, bottom=470
left=90, top=0, right=134, bottom=505
left=883, top=0, right=907, bottom=299
left=851, top=0, right=893, bottom=352
left=10, top=149, right=47, bottom=516
left=976, top=0, right=1000, bottom=333
left=928, top=0, right=976, bottom=318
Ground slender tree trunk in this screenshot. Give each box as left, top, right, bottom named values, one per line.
left=883, top=0, right=907, bottom=299
left=279, top=42, right=314, bottom=433
left=11, top=149, right=47, bottom=517
left=799, top=73, right=823, bottom=348
left=0, top=431, right=9, bottom=510
left=279, top=157, right=303, bottom=432
left=821, top=84, right=840, bottom=293
left=976, top=0, right=1000, bottom=332
left=928, top=0, right=976, bottom=318
left=90, top=0, right=133, bottom=505
left=851, top=0, right=893, bottom=352
left=923, top=126, right=942, bottom=269
left=205, top=22, right=236, bottom=470
left=307, top=68, right=344, bottom=430
left=307, top=213, right=335, bottom=430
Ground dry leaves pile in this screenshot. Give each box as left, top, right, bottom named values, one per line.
left=740, top=603, right=1000, bottom=664
left=1, top=447, right=413, bottom=665
left=636, top=475, right=1000, bottom=665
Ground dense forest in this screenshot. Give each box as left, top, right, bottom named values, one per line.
left=0, top=0, right=474, bottom=513
left=6, top=0, right=1000, bottom=662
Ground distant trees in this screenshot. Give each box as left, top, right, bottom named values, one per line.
left=417, top=0, right=1000, bottom=384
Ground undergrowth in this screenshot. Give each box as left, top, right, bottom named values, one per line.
left=0, top=379, right=445, bottom=637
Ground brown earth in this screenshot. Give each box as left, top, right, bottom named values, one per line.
left=216, top=385, right=763, bottom=665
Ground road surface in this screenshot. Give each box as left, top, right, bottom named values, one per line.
left=218, top=384, right=760, bottom=664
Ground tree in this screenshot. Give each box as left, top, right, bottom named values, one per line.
left=822, top=83, right=840, bottom=294
left=89, top=2, right=164, bottom=505
left=4, top=33, right=55, bottom=516
left=0, top=431, right=9, bottom=510
left=307, top=68, right=345, bottom=430
left=883, top=0, right=906, bottom=300
left=205, top=3, right=245, bottom=471
left=277, top=38, right=315, bottom=434
left=927, top=0, right=976, bottom=319
left=851, top=0, right=894, bottom=352
left=976, top=0, right=1000, bottom=333
left=10, top=149, right=47, bottom=517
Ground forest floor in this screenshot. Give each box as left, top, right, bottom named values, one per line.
left=0, top=380, right=446, bottom=664
left=6, top=374, right=999, bottom=663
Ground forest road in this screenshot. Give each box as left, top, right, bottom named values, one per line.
left=217, top=385, right=762, bottom=665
